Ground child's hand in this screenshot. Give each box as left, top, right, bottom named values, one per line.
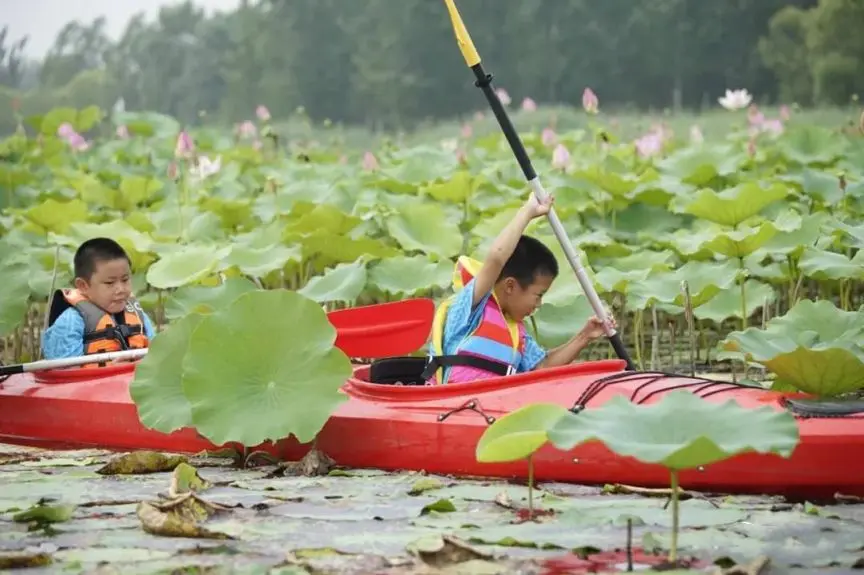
left=580, top=314, right=617, bottom=340
left=522, top=193, right=554, bottom=219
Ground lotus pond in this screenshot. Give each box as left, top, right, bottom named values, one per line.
left=2, top=443, right=864, bottom=574
left=1, top=104, right=864, bottom=571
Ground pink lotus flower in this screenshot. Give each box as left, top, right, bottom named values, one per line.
left=634, top=132, right=663, bottom=159
left=495, top=88, right=511, bottom=106
left=762, top=119, right=784, bottom=136
left=780, top=105, right=791, bottom=121
left=582, top=88, right=599, bottom=114
left=362, top=151, right=379, bottom=171
left=56, top=123, right=89, bottom=151
left=551, top=144, right=571, bottom=170
left=192, top=155, right=221, bottom=181
left=116, top=125, right=130, bottom=139
left=541, top=127, right=557, bottom=147
left=748, top=105, right=765, bottom=127
left=256, top=105, right=271, bottom=122
left=521, top=97, right=537, bottom=112
left=690, top=125, right=704, bottom=144
left=460, top=123, right=473, bottom=139
left=238, top=120, right=257, bottom=138
left=57, top=123, right=75, bottom=138
left=175, top=131, right=194, bottom=158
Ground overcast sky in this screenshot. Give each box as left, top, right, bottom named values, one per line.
left=1, top=0, right=242, bottom=59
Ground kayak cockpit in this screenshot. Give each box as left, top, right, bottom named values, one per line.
left=31, top=361, right=138, bottom=384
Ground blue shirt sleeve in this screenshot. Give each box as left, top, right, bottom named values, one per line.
left=41, top=308, right=85, bottom=359
left=142, top=312, right=157, bottom=339
left=518, top=331, right=547, bottom=372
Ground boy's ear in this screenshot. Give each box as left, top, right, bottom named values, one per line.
left=501, top=276, right=518, bottom=294
left=74, top=277, right=89, bottom=292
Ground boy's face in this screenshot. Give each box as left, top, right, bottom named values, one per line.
left=498, top=273, right=554, bottom=321
left=75, top=258, right=133, bottom=314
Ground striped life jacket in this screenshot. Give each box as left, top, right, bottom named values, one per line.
left=422, top=256, right=525, bottom=385
left=48, top=288, right=150, bottom=359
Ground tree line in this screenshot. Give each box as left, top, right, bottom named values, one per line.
left=0, top=0, right=861, bottom=136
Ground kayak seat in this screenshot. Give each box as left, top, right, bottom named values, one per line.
left=782, top=396, right=864, bottom=418
left=369, top=357, right=428, bottom=386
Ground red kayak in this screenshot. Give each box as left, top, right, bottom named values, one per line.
left=0, top=350, right=862, bottom=499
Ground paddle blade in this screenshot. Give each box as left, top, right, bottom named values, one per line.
left=328, top=298, right=435, bottom=358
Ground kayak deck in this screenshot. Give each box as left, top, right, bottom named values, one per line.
left=0, top=359, right=862, bottom=498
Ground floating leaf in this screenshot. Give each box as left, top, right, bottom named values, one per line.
left=548, top=391, right=800, bottom=470
left=180, top=290, right=353, bottom=446
left=476, top=403, right=570, bottom=463
left=96, top=451, right=187, bottom=475
left=722, top=299, right=864, bottom=396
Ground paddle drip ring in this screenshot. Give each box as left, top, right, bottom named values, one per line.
left=437, top=398, right=496, bottom=425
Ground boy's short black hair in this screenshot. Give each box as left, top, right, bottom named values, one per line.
left=74, top=238, right=131, bottom=280
left=498, top=235, right=559, bottom=288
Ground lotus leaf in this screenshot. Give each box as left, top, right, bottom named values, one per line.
left=298, top=260, right=367, bottom=303
left=386, top=203, right=463, bottom=258
left=220, top=243, right=301, bottom=279
left=722, top=299, right=864, bottom=396
left=476, top=403, right=570, bottom=463
left=164, top=277, right=259, bottom=320
left=180, top=289, right=353, bottom=446
left=146, top=244, right=230, bottom=289
left=798, top=247, right=864, bottom=282
left=693, top=280, right=777, bottom=324
left=0, top=261, right=31, bottom=337
left=130, top=313, right=205, bottom=433
left=547, top=391, right=800, bottom=470
left=679, top=182, right=788, bottom=227
left=700, top=222, right=778, bottom=259
left=627, top=260, right=738, bottom=311
left=778, top=125, right=848, bottom=166
left=367, top=255, right=452, bottom=296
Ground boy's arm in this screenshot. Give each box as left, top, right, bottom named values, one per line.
left=472, top=196, right=551, bottom=307
left=537, top=331, right=593, bottom=370
left=142, top=312, right=157, bottom=339
left=41, top=309, right=85, bottom=360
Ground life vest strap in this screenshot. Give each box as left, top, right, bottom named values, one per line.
left=83, top=324, right=143, bottom=351
left=421, top=354, right=513, bottom=381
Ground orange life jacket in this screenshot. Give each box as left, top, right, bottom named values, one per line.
left=48, top=289, right=150, bottom=359
left=422, top=256, right=525, bottom=384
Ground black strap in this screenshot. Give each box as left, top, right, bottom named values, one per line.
left=421, top=354, right=511, bottom=381
left=83, top=324, right=144, bottom=351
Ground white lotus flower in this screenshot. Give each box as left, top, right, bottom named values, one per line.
left=718, top=89, right=753, bottom=111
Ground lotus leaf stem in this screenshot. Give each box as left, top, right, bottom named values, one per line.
left=527, top=453, right=534, bottom=518
left=669, top=469, right=680, bottom=563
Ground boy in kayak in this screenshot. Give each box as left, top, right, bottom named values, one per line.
left=423, top=193, right=614, bottom=385
left=42, top=237, right=156, bottom=360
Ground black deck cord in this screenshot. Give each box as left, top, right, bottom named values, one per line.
left=571, top=370, right=765, bottom=412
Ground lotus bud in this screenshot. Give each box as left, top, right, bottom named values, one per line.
left=521, top=97, right=537, bottom=112
left=551, top=144, right=570, bottom=170
left=582, top=88, right=599, bottom=114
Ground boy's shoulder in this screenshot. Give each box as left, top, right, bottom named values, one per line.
left=47, top=307, right=86, bottom=331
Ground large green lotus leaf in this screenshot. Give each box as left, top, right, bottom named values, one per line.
left=285, top=202, right=362, bottom=236
left=422, top=170, right=477, bottom=203
left=722, top=299, right=864, bottom=396
left=146, top=244, right=230, bottom=289
left=0, top=261, right=31, bottom=337
left=593, top=267, right=651, bottom=294
left=181, top=290, right=352, bottom=446
left=627, top=260, right=738, bottom=311
left=164, top=277, right=260, bottom=320
left=781, top=168, right=845, bottom=205
left=678, top=182, right=788, bottom=227
left=701, top=222, right=778, bottom=259
left=148, top=205, right=225, bottom=242
left=386, top=203, right=463, bottom=259
left=777, top=125, right=848, bottom=166
left=20, top=198, right=89, bottom=235
left=831, top=220, right=864, bottom=249
left=531, top=297, right=596, bottom=349
left=548, top=391, right=800, bottom=470
left=367, top=255, right=452, bottom=296
left=296, top=230, right=400, bottom=265
left=476, top=403, right=570, bottom=463
left=799, top=247, right=864, bottom=282
left=611, top=250, right=676, bottom=272
left=298, top=260, right=367, bottom=303
left=220, top=243, right=301, bottom=279
left=628, top=174, right=695, bottom=206
left=201, top=197, right=255, bottom=231
left=692, top=280, right=777, bottom=324
left=113, top=111, right=180, bottom=138
left=757, top=211, right=829, bottom=258
left=129, top=313, right=204, bottom=433
left=118, top=175, right=164, bottom=211
left=655, top=144, right=744, bottom=186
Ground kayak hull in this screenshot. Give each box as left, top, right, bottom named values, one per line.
left=0, top=359, right=861, bottom=498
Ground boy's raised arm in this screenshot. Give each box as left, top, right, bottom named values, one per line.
left=471, top=195, right=552, bottom=306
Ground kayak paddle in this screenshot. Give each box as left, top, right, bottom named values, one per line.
left=0, top=298, right=435, bottom=376
left=441, top=0, right=635, bottom=371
